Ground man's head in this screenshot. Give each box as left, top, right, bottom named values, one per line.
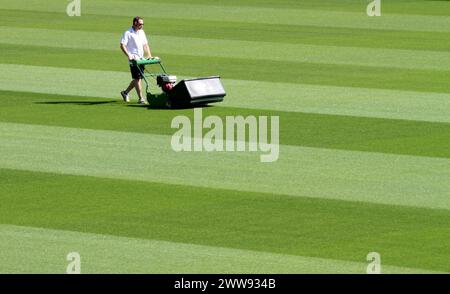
left=132, top=16, right=144, bottom=31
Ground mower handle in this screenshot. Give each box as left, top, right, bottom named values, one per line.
left=133, top=57, right=161, bottom=66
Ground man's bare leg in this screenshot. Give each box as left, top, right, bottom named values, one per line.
left=125, top=80, right=136, bottom=94
left=121, top=80, right=136, bottom=102
left=135, top=79, right=146, bottom=103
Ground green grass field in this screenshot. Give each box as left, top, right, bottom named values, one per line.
left=0, top=0, right=449, bottom=273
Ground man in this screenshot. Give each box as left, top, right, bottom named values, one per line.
left=120, top=16, right=156, bottom=104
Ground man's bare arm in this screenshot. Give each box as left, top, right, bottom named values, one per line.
left=143, top=44, right=152, bottom=59
left=120, top=44, right=132, bottom=60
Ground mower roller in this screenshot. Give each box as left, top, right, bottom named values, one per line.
left=132, top=58, right=226, bottom=108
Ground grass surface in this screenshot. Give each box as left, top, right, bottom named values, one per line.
left=1, top=91, right=450, bottom=159
left=0, top=0, right=449, bottom=273
left=1, top=168, right=449, bottom=272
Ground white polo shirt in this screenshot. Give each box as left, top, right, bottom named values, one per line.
left=120, top=27, right=149, bottom=59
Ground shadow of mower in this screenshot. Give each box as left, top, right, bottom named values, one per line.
left=147, top=93, right=169, bottom=109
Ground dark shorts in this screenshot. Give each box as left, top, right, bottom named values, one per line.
left=129, top=64, right=145, bottom=80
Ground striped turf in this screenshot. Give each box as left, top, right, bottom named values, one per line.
left=2, top=10, right=450, bottom=51
left=2, top=42, right=450, bottom=94
left=1, top=122, right=449, bottom=210
left=0, top=225, right=441, bottom=274
left=1, top=170, right=449, bottom=272
left=3, top=27, right=450, bottom=71
left=1, top=64, right=450, bottom=124
left=2, top=0, right=450, bottom=32
left=2, top=224, right=445, bottom=274
left=1, top=0, right=449, bottom=273
left=1, top=90, right=450, bottom=159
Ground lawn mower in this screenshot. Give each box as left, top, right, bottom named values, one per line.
left=132, top=57, right=226, bottom=108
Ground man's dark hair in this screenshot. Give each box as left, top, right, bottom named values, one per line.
left=133, top=16, right=142, bottom=26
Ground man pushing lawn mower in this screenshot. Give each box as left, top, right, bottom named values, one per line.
left=119, top=16, right=157, bottom=105
left=119, top=16, right=226, bottom=108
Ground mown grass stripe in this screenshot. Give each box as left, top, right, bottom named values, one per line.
left=2, top=0, right=449, bottom=32
left=224, top=80, right=450, bottom=124
left=2, top=89, right=450, bottom=160
left=3, top=10, right=450, bottom=52
left=1, top=169, right=450, bottom=272
left=1, top=64, right=450, bottom=125
left=1, top=89, right=450, bottom=160
left=0, top=224, right=442, bottom=274
left=2, top=26, right=450, bottom=71
left=1, top=122, right=449, bottom=210
left=0, top=92, right=450, bottom=158
left=106, top=0, right=450, bottom=16
left=3, top=0, right=449, bottom=16
left=2, top=45, right=450, bottom=95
